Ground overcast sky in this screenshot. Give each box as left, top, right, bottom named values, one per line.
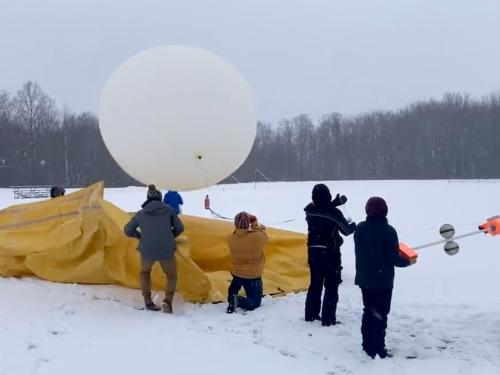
left=1, top=0, right=499, bottom=124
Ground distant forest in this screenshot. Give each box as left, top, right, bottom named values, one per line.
left=1, top=81, right=499, bottom=187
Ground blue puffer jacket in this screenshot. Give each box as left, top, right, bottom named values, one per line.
left=163, top=191, right=184, bottom=215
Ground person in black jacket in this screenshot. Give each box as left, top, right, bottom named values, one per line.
left=304, top=184, right=356, bottom=326
left=354, top=197, right=416, bottom=359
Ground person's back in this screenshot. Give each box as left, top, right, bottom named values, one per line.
left=305, top=202, right=351, bottom=252
left=132, top=200, right=183, bottom=261
left=354, top=217, right=406, bottom=290
left=226, top=212, right=268, bottom=313
left=227, top=222, right=267, bottom=279
left=124, top=184, right=184, bottom=312
left=163, top=190, right=183, bottom=215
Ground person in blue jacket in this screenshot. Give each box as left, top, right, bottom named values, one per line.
left=163, top=190, right=184, bottom=215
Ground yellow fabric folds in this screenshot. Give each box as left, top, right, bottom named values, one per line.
left=0, top=182, right=309, bottom=302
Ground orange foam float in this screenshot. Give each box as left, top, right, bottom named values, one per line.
left=479, top=215, right=500, bottom=236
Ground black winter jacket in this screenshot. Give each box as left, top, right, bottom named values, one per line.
left=354, top=217, right=410, bottom=290
left=304, top=202, right=356, bottom=250
left=124, top=200, right=184, bottom=261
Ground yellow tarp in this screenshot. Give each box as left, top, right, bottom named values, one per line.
left=0, top=182, right=309, bottom=302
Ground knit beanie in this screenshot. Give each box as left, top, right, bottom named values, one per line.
left=234, top=211, right=250, bottom=229
left=147, top=184, right=162, bottom=201
left=365, top=197, right=388, bottom=218
left=311, top=184, right=332, bottom=207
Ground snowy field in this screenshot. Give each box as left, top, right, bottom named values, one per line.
left=1, top=180, right=499, bottom=375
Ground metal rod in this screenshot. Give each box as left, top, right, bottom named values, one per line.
left=255, top=169, right=272, bottom=183
left=413, top=229, right=483, bottom=250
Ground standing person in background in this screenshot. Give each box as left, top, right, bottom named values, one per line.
left=226, top=211, right=268, bottom=314
left=163, top=190, right=184, bottom=215
left=124, top=184, right=184, bottom=313
left=304, top=184, right=356, bottom=326
left=354, top=197, right=416, bottom=359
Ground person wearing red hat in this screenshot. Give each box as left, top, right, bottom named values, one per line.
left=354, top=196, right=417, bottom=359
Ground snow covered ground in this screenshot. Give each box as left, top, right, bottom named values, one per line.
left=1, top=180, right=499, bottom=375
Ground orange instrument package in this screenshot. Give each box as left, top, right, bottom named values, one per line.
left=479, top=215, right=500, bottom=236
left=399, top=242, right=418, bottom=261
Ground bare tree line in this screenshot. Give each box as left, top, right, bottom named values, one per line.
left=1, top=81, right=499, bottom=188
left=0, top=82, right=137, bottom=187
left=233, top=93, right=500, bottom=181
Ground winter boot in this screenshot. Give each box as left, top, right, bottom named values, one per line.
left=377, top=348, right=393, bottom=359
left=305, top=314, right=321, bottom=322
left=162, top=301, right=173, bottom=314
left=226, top=294, right=238, bottom=314
left=321, top=312, right=340, bottom=326
left=363, top=347, right=376, bottom=359
left=145, top=302, right=161, bottom=311
left=162, top=294, right=174, bottom=314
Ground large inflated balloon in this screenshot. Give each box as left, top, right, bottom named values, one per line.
left=100, top=46, right=257, bottom=191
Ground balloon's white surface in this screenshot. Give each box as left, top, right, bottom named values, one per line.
left=99, top=46, right=257, bottom=191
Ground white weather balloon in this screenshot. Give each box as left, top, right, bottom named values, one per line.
left=99, top=46, right=257, bottom=191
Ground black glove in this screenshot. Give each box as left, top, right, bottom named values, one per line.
left=348, top=222, right=357, bottom=233
left=332, top=194, right=347, bottom=207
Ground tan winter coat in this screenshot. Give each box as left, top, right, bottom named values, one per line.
left=227, top=223, right=268, bottom=279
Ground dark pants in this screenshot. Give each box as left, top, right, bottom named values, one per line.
left=360, top=287, right=393, bottom=356
left=140, top=256, right=177, bottom=304
left=305, top=248, right=342, bottom=325
left=227, top=276, right=263, bottom=311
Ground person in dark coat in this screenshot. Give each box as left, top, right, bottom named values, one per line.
left=124, top=184, right=184, bottom=313
left=50, top=186, right=65, bottom=198
left=163, top=190, right=184, bottom=215
left=304, top=184, right=356, bottom=326
left=354, top=197, right=416, bottom=359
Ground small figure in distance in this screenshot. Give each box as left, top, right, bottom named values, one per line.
left=50, top=186, right=65, bottom=198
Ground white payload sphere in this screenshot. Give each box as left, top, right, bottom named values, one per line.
left=99, top=46, right=257, bottom=191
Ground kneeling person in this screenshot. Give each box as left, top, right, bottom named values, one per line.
left=124, top=184, right=184, bottom=313
left=226, top=212, right=268, bottom=313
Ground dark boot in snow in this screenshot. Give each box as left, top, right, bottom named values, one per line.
left=364, top=348, right=376, bottom=359
left=162, top=293, right=174, bottom=314
left=226, top=294, right=238, bottom=314
left=145, top=302, right=161, bottom=311
left=305, top=314, right=321, bottom=322
left=377, top=348, right=393, bottom=359
left=162, top=301, right=173, bottom=314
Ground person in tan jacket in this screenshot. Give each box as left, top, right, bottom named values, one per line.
left=226, top=211, right=268, bottom=313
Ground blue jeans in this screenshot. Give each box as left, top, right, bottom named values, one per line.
left=227, top=276, right=263, bottom=311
